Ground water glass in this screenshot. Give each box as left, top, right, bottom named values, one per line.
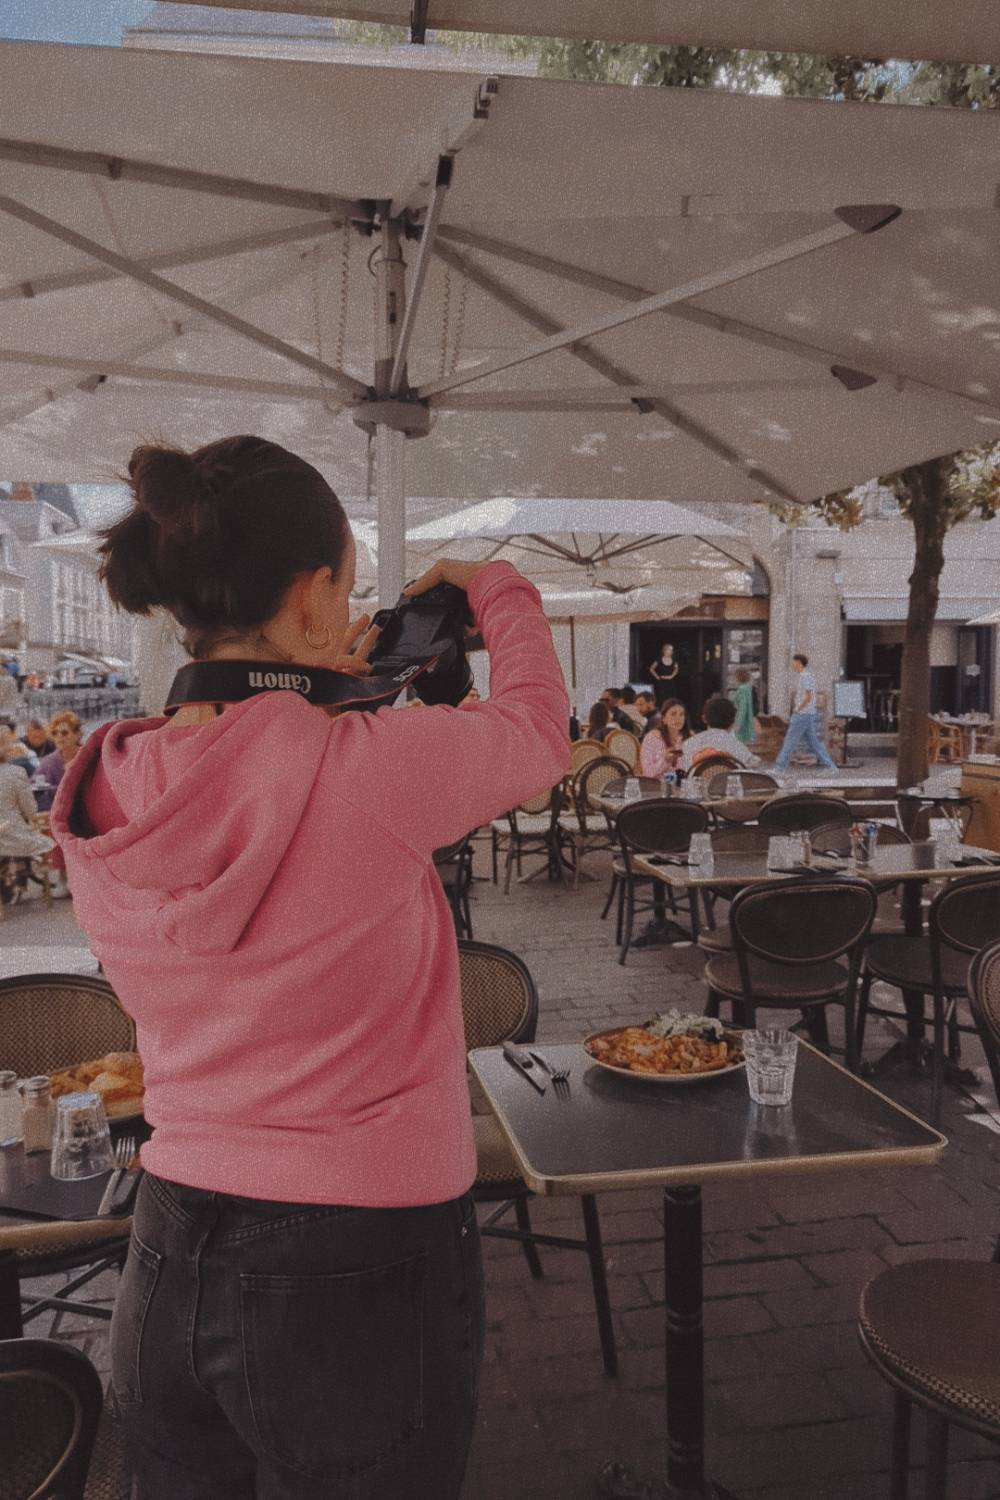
left=766, top=835, right=793, bottom=872
left=688, top=832, right=714, bottom=872
left=624, top=777, right=642, bottom=802
left=725, top=774, right=742, bottom=800
left=743, top=1028, right=799, bottom=1107
left=929, top=817, right=962, bottom=864
left=49, top=1092, right=115, bottom=1181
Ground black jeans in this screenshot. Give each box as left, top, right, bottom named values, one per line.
left=112, top=1173, right=485, bottom=1499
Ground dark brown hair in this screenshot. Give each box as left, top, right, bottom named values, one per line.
left=793, top=652, right=809, bottom=667
left=587, top=701, right=611, bottom=734
left=656, top=697, right=690, bottom=747
left=98, top=436, right=350, bottom=658
left=703, top=695, right=737, bottom=730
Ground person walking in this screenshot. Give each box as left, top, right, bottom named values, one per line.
left=732, top=669, right=757, bottom=747
left=774, top=653, right=837, bottom=772
left=50, top=434, right=569, bottom=1500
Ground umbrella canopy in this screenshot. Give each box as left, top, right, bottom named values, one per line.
left=0, top=40, right=999, bottom=607
left=183, top=0, right=1000, bottom=68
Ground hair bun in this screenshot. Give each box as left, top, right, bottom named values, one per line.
left=128, top=445, right=218, bottom=543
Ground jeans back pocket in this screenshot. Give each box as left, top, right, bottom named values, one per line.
left=240, top=1251, right=426, bottom=1482
left=111, top=1233, right=163, bottom=1407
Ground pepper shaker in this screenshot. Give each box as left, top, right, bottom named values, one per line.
left=20, top=1077, right=53, bottom=1154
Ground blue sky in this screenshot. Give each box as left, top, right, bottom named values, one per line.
left=1, top=0, right=155, bottom=45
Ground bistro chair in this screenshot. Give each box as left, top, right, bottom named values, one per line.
left=0, top=1337, right=108, bottom=1500
left=614, top=800, right=709, bottom=963
left=0, top=974, right=136, bottom=1332
left=492, top=785, right=572, bottom=894
left=858, top=1258, right=1000, bottom=1500
left=704, top=877, right=877, bottom=1067
left=688, top=750, right=742, bottom=779
left=569, top=738, right=606, bottom=776
left=809, top=820, right=912, bottom=936
left=857, top=873, right=1000, bottom=1124
left=705, top=769, right=779, bottom=824
left=604, top=727, right=640, bottom=770
left=968, top=937, right=1000, bottom=1110
left=695, top=825, right=772, bottom=956
left=927, top=716, right=963, bottom=766
left=564, top=756, right=634, bottom=888
left=433, top=833, right=475, bottom=939
left=758, top=792, right=853, bottom=835
left=458, top=941, right=617, bottom=1377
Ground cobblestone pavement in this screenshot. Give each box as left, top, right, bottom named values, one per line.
left=5, top=841, right=1000, bottom=1500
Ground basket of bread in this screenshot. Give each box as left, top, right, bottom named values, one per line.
left=48, top=1052, right=145, bottom=1119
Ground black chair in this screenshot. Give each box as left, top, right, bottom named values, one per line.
left=704, top=877, right=877, bottom=1067
left=614, top=799, right=709, bottom=963
left=758, top=793, right=853, bottom=834
left=433, top=833, right=474, bottom=938
left=458, top=941, right=617, bottom=1377
left=705, top=769, right=779, bottom=824
left=695, top=826, right=772, bottom=956
left=857, top=873, right=1000, bottom=1124
left=969, top=936, right=1000, bottom=1108
left=0, top=1337, right=105, bottom=1500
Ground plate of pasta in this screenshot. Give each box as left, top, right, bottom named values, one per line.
left=583, top=1012, right=744, bottom=1084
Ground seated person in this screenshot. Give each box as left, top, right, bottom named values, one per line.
left=586, top=701, right=614, bottom=743
left=634, top=690, right=658, bottom=731
left=617, top=685, right=646, bottom=731
left=639, top=698, right=689, bottom=777
left=0, top=719, right=38, bottom=776
left=601, top=688, right=640, bottom=733
left=682, top=695, right=761, bottom=773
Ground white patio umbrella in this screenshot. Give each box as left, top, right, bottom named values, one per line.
left=0, top=39, right=999, bottom=617
left=184, top=0, right=1000, bottom=67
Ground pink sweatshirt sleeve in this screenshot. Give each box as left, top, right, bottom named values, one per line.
left=639, top=732, right=667, bottom=778
left=355, top=562, right=570, bottom=855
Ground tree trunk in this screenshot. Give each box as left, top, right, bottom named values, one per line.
left=896, top=460, right=949, bottom=790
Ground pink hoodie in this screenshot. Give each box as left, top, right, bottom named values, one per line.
left=51, top=563, right=569, bottom=1207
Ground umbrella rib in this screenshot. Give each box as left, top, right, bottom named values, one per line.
left=389, top=155, right=452, bottom=397
left=0, top=191, right=370, bottom=398
left=0, top=136, right=356, bottom=218
left=429, top=239, right=800, bottom=502
left=0, top=218, right=343, bottom=306
left=417, top=217, right=869, bottom=400
left=694, top=535, right=755, bottom=571
left=0, top=348, right=345, bottom=402
left=439, top=226, right=1000, bottom=420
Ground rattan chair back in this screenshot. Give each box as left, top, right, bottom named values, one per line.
left=458, top=940, right=538, bottom=1051
left=929, top=873, right=1000, bottom=957
left=0, top=1336, right=104, bottom=1500
left=711, top=825, right=772, bottom=855
left=706, top=770, right=778, bottom=798
left=617, top=798, right=709, bottom=856
left=514, top=787, right=558, bottom=819
left=572, top=756, right=632, bottom=823
left=689, top=751, right=741, bottom=778
left=730, top=877, right=877, bottom=967
left=604, top=728, right=639, bottom=769
left=0, top=974, right=134, bottom=1078
left=808, top=821, right=911, bottom=856
left=758, top=794, right=853, bottom=833
left=968, top=938, right=1000, bottom=1111
left=569, top=739, right=605, bottom=775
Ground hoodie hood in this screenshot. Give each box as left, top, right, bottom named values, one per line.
left=52, top=694, right=333, bottom=957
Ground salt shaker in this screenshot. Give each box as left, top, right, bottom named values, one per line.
left=0, top=1071, right=22, bottom=1147
left=20, top=1077, right=53, bottom=1154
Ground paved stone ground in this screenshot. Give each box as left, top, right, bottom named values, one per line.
left=4, top=839, right=1000, bottom=1500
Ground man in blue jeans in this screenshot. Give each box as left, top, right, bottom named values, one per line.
left=774, top=652, right=838, bottom=772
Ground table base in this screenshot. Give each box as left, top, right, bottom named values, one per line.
left=632, top=919, right=693, bottom=948
left=863, top=1037, right=978, bottom=1092
left=598, top=1461, right=740, bottom=1499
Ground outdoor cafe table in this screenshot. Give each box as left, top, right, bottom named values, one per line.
left=469, top=1042, right=945, bottom=1499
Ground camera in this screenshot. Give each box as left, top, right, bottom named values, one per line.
left=368, top=582, right=474, bottom=706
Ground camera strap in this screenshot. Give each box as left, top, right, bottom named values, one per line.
left=164, top=654, right=441, bottom=716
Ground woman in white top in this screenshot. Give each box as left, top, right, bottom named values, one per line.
left=0, top=737, right=54, bottom=902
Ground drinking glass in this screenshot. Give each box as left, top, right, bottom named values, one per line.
left=766, top=836, right=793, bottom=872
left=743, top=1028, right=799, bottom=1106
left=929, top=817, right=962, bottom=864
left=725, top=774, right=742, bottom=800
left=49, top=1093, right=115, bottom=1180
left=624, top=777, right=642, bottom=802
left=688, top=832, right=714, bottom=872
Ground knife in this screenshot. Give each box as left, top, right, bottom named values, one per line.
left=96, top=1166, right=127, bottom=1218
left=502, top=1040, right=546, bottom=1093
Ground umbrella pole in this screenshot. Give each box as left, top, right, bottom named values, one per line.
left=374, top=216, right=408, bottom=609
left=570, top=615, right=578, bottom=691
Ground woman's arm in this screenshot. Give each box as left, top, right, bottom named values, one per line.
left=639, top=732, right=667, bottom=778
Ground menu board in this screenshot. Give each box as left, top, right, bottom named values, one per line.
left=833, top=680, right=866, bottom=721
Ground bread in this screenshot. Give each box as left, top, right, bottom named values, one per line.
left=49, top=1052, right=144, bottom=1114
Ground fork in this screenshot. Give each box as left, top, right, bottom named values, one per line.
left=97, top=1133, right=137, bottom=1216
left=529, top=1051, right=572, bottom=1097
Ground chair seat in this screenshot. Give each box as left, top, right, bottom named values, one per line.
left=474, top=1114, right=524, bottom=1186
left=697, top=921, right=732, bottom=953
left=860, top=1261, right=1000, bottom=1429
left=864, top=935, right=971, bottom=994
left=492, top=814, right=555, bottom=836
left=0, top=1217, right=131, bottom=1278
left=705, top=953, right=848, bottom=1003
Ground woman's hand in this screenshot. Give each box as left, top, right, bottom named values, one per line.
left=331, top=613, right=380, bottom=676
left=401, top=559, right=491, bottom=597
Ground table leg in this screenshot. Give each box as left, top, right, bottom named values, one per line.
left=598, top=1185, right=739, bottom=1500
left=865, top=880, right=930, bottom=1080
left=0, top=1248, right=23, bottom=1337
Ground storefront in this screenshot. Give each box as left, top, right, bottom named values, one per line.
left=842, top=600, right=996, bottom=726
left=630, top=597, right=769, bottom=720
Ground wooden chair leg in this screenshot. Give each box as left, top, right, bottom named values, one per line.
left=618, top=880, right=635, bottom=965
left=930, top=990, right=945, bottom=1128
left=924, top=1411, right=949, bottom=1500
left=856, top=966, right=875, bottom=1058
left=890, top=1388, right=911, bottom=1500
left=504, top=844, right=516, bottom=895
left=581, top=1194, right=617, bottom=1378
left=704, top=989, right=720, bottom=1019
left=803, top=1006, right=830, bottom=1053
left=601, top=871, right=618, bottom=921
left=513, top=1196, right=544, bottom=1279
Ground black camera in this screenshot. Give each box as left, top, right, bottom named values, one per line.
left=367, top=581, right=474, bottom=706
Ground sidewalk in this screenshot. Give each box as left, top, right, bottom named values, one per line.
left=4, top=839, right=999, bottom=1499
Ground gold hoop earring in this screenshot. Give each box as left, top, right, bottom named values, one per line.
left=305, top=623, right=332, bottom=651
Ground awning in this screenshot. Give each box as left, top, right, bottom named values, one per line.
left=183, top=1, right=1000, bottom=67
left=842, top=598, right=1000, bottom=623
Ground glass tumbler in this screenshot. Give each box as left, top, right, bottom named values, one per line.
left=767, top=836, right=793, bottom=872
left=624, top=777, right=641, bottom=802
left=743, top=1028, right=799, bottom=1107
left=50, top=1092, right=116, bottom=1180
left=725, top=774, right=742, bottom=800
left=688, top=832, right=714, bottom=872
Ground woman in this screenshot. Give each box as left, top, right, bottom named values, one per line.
left=649, top=642, right=680, bottom=706
left=0, top=735, right=54, bottom=904
left=34, top=710, right=83, bottom=812
left=639, top=697, right=690, bottom=779
left=50, top=435, right=568, bottom=1500
left=23, top=716, right=56, bottom=758
left=732, top=668, right=758, bottom=747
left=586, top=699, right=613, bottom=743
